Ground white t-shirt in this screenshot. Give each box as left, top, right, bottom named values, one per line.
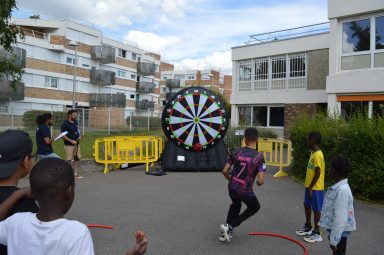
left=0, top=212, right=94, bottom=255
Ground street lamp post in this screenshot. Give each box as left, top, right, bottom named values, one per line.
left=69, top=40, right=79, bottom=109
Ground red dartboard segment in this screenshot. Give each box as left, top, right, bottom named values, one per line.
left=162, top=87, right=229, bottom=152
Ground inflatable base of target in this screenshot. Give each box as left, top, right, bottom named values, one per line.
left=161, top=140, right=228, bottom=172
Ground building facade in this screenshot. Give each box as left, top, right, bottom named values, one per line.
left=0, top=18, right=162, bottom=128
left=327, top=0, right=384, bottom=117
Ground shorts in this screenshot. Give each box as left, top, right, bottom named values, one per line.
left=37, top=153, right=60, bottom=160
left=64, top=145, right=81, bottom=161
left=304, top=188, right=324, bottom=212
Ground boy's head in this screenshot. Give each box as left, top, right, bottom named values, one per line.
left=307, top=132, right=321, bottom=150
left=30, top=158, right=75, bottom=214
left=244, top=127, right=258, bottom=144
left=0, top=130, right=34, bottom=180
left=330, top=154, right=351, bottom=179
left=67, top=109, right=77, bottom=121
left=36, top=113, right=53, bottom=126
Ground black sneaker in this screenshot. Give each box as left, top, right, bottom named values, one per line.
left=295, top=224, right=312, bottom=236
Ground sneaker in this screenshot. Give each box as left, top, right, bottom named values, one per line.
left=219, top=229, right=233, bottom=242
left=220, top=224, right=233, bottom=242
left=74, top=174, right=83, bottom=179
left=304, top=230, right=323, bottom=243
left=295, top=224, right=312, bottom=236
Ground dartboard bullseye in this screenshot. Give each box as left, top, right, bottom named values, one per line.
left=162, top=87, right=229, bottom=152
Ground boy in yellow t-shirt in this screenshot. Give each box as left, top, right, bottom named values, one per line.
left=295, top=132, right=325, bottom=243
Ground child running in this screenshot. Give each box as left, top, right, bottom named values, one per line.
left=295, top=132, right=325, bottom=243
left=319, top=155, right=356, bottom=255
left=0, top=158, right=148, bottom=255
left=220, top=127, right=266, bottom=242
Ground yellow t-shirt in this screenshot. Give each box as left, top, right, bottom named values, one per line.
left=304, top=150, right=325, bottom=190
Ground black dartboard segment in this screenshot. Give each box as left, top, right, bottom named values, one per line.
left=162, top=87, right=229, bottom=152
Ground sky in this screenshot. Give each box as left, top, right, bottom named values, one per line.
left=14, top=0, right=328, bottom=74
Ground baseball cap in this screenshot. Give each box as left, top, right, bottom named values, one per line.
left=0, top=130, right=33, bottom=179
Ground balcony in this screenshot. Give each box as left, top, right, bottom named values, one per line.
left=91, top=45, right=116, bottom=64
left=166, top=92, right=175, bottom=101
left=0, top=47, right=26, bottom=68
left=136, top=81, right=156, bottom=94
left=136, top=101, right=155, bottom=111
left=165, top=79, right=180, bottom=88
left=137, top=62, right=156, bottom=76
left=0, top=81, right=24, bottom=100
left=89, top=93, right=126, bottom=108
left=90, top=70, right=116, bottom=86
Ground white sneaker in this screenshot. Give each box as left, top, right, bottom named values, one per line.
left=303, top=230, right=323, bottom=243
left=219, top=229, right=233, bottom=242
left=220, top=224, right=232, bottom=242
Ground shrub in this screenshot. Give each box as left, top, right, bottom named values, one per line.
left=23, top=110, right=67, bottom=130
left=289, top=113, right=384, bottom=200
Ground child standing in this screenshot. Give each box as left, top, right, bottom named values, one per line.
left=295, top=132, right=325, bottom=243
left=319, top=155, right=356, bottom=255
left=220, top=127, right=266, bottom=242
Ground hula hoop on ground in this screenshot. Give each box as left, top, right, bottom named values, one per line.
left=87, top=224, right=114, bottom=230
left=248, top=232, right=309, bottom=255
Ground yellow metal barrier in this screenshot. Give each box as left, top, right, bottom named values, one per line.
left=94, top=136, right=164, bottom=174
left=242, top=138, right=292, bottom=177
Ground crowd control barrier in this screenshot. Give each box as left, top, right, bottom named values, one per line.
left=242, top=138, right=292, bottom=177
left=94, top=136, right=164, bottom=174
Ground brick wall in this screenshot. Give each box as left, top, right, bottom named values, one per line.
left=116, top=57, right=138, bottom=70
left=25, top=87, right=89, bottom=103
left=223, top=75, right=232, bottom=101
left=26, top=58, right=90, bottom=78
left=160, top=62, right=174, bottom=71
left=284, top=103, right=318, bottom=138
left=115, top=78, right=136, bottom=89
left=50, top=35, right=92, bottom=54
left=88, top=107, right=126, bottom=129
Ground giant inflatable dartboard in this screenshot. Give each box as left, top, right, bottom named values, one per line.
left=162, top=87, right=229, bottom=152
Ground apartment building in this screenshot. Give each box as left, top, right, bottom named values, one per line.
left=160, top=67, right=231, bottom=107
left=0, top=17, right=161, bottom=128
left=327, top=0, right=384, bottom=117
left=231, top=24, right=329, bottom=137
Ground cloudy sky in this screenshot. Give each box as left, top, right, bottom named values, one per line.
left=15, top=0, right=328, bottom=73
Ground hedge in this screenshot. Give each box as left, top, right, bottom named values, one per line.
left=23, top=110, right=68, bottom=130
left=289, top=113, right=384, bottom=200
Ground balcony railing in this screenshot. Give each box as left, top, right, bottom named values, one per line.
left=165, top=79, right=180, bottom=88
left=89, top=93, right=126, bottom=108
left=0, top=81, right=24, bottom=100
left=137, top=62, right=156, bottom=76
left=90, top=70, right=116, bottom=86
left=136, top=81, right=156, bottom=94
left=0, top=47, right=26, bottom=68
left=135, top=101, right=155, bottom=111
left=91, top=45, right=116, bottom=64
left=20, top=27, right=48, bottom=40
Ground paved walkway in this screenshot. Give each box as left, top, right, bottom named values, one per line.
left=28, top=167, right=384, bottom=255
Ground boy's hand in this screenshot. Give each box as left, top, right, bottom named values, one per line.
left=18, top=187, right=33, bottom=199
left=308, top=189, right=313, bottom=199
left=125, top=231, right=148, bottom=255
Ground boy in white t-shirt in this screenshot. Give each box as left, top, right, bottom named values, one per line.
left=0, top=158, right=148, bottom=255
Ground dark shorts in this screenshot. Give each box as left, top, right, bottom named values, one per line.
left=304, top=189, right=324, bottom=212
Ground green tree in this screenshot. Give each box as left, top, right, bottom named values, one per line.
left=0, top=0, right=24, bottom=89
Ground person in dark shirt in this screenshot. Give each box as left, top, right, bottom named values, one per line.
left=61, top=109, right=82, bottom=178
left=0, top=130, right=39, bottom=254
left=35, top=113, right=60, bottom=159
left=220, top=127, right=266, bottom=243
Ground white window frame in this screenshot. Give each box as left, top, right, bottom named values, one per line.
left=45, top=76, right=59, bottom=88
left=66, top=57, right=76, bottom=65
left=339, top=13, right=384, bottom=71
left=238, top=105, right=285, bottom=128
left=117, top=70, right=126, bottom=78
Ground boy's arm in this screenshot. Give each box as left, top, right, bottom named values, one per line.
left=256, top=172, right=264, bottom=186
left=308, top=167, right=320, bottom=196
left=256, top=155, right=266, bottom=186
left=0, top=188, right=31, bottom=221
left=329, top=190, right=349, bottom=247
left=221, top=163, right=232, bottom=181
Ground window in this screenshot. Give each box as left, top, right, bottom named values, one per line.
left=118, top=49, right=126, bottom=58
left=130, top=94, right=135, bottom=99
left=269, top=107, right=285, bottom=127
left=162, top=100, right=167, bottom=106
left=45, top=77, right=58, bottom=88
left=161, top=87, right=167, bottom=93
left=239, top=60, right=252, bottom=81
left=187, top=75, right=195, bottom=80
left=252, top=106, right=268, bottom=126
left=238, top=106, right=252, bottom=125
left=131, top=74, right=136, bottom=79
left=271, top=55, right=286, bottom=79
left=132, top=53, right=137, bottom=60
left=373, top=101, right=384, bottom=117
left=289, top=53, right=306, bottom=77
left=66, top=57, right=76, bottom=65
left=117, top=70, right=126, bottom=78
left=82, top=64, right=90, bottom=68
left=254, top=58, right=268, bottom=80
left=342, top=19, right=370, bottom=53
left=174, top=74, right=185, bottom=80
left=341, top=101, right=369, bottom=119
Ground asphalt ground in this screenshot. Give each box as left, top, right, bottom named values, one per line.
left=21, top=167, right=384, bottom=255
